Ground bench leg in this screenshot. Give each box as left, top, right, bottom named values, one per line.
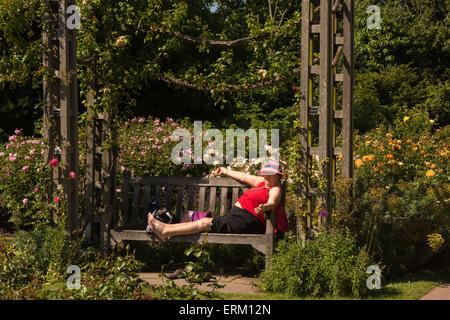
left=265, top=237, right=273, bottom=269
left=264, top=211, right=276, bottom=269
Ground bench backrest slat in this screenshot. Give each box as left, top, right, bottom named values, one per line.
left=187, top=185, right=195, bottom=211
left=231, top=187, right=240, bottom=205
left=198, top=186, right=206, bottom=212
left=154, top=185, right=162, bottom=205
left=165, top=185, right=173, bottom=212
left=143, top=185, right=151, bottom=215
left=209, top=186, right=217, bottom=212
left=176, top=186, right=184, bottom=218
left=131, top=185, right=140, bottom=225
left=220, top=187, right=227, bottom=216
left=117, top=172, right=248, bottom=227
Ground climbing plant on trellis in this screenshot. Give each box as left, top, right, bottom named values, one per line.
left=41, top=0, right=353, bottom=242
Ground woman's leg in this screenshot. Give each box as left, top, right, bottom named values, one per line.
left=148, top=213, right=213, bottom=240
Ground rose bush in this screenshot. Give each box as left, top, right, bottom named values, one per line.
left=0, top=130, right=61, bottom=229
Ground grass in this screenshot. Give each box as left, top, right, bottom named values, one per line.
left=214, top=271, right=449, bottom=300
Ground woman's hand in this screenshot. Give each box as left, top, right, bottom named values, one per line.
left=255, top=204, right=265, bottom=215
left=214, top=167, right=228, bottom=176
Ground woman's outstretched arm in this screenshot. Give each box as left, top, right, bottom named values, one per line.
left=214, top=167, right=264, bottom=187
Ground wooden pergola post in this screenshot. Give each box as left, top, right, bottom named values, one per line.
left=299, top=0, right=353, bottom=234
left=42, top=0, right=79, bottom=238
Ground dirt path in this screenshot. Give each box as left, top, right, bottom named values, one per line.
left=139, top=272, right=261, bottom=295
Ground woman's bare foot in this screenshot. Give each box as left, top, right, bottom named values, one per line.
left=147, top=213, right=168, bottom=241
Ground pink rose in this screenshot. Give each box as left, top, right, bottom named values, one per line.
left=50, top=158, right=59, bottom=167
left=70, top=171, right=76, bottom=179
left=54, top=197, right=60, bottom=203
left=34, top=187, right=39, bottom=192
left=22, top=166, right=30, bottom=172
left=23, top=198, right=29, bottom=205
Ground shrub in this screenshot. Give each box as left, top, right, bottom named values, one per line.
left=0, top=219, right=150, bottom=300
left=333, top=107, right=450, bottom=277
left=260, top=231, right=374, bottom=298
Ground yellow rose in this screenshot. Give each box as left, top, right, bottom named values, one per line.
left=115, top=36, right=128, bottom=48
left=426, top=170, right=435, bottom=177
left=257, top=69, right=268, bottom=78
left=355, top=159, right=364, bottom=168
left=403, top=116, right=410, bottom=122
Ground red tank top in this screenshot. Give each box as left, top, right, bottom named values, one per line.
left=237, top=182, right=281, bottom=224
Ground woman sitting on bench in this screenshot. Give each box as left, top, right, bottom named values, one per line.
left=147, top=161, right=285, bottom=240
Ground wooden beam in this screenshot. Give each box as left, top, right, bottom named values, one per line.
left=300, top=0, right=313, bottom=234
left=332, top=45, right=343, bottom=67
left=332, top=0, right=342, bottom=13
left=319, top=0, right=333, bottom=219
left=58, top=0, right=79, bottom=239
left=342, top=0, right=354, bottom=178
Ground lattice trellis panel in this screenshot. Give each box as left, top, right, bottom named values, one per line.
left=299, top=0, right=353, bottom=233
left=42, top=0, right=79, bottom=238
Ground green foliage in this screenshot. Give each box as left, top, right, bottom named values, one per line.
left=260, top=231, right=373, bottom=298
left=353, top=0, right=450, bottom=129
left=355, top=0, right=449, bottom=75
left=0, top=220, right=151, bottom=299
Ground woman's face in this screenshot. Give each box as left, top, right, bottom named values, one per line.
left=263, top=173, right=281, bottom=186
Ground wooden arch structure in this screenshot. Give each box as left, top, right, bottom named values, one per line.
left=42, top=0, right=353, bottom=241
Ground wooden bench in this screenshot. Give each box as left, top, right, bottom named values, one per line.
left=99, top=171, right=278, bottom=268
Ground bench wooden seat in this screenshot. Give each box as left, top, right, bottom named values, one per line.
left=99, top=171, right=277, bottom=268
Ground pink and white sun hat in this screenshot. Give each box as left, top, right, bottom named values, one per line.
left=258, top=161, right=283, bottom=176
